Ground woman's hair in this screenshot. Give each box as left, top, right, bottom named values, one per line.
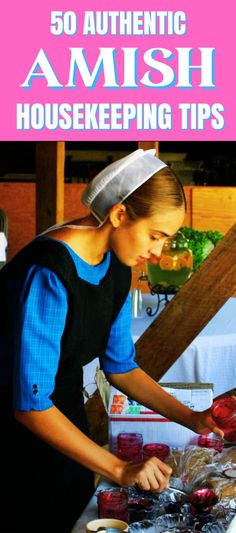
left=123, top=166, right=186, bottom=221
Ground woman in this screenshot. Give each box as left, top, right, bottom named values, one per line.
left=0, top=149, right=223, bottom=532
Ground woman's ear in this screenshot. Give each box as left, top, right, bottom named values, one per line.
left=109, top=204, right=127, bottom=228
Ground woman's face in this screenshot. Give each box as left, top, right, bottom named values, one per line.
left=109, top=207, right=185, bottom=267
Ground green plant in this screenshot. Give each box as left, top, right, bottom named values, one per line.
left=177, top=227, right=224, bottom=271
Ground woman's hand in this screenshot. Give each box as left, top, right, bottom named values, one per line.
left=187, top=409, right=224, bottom=439
left=116, top=457, right=172, bottom=492
left=15, top=406, right=173, bottom=491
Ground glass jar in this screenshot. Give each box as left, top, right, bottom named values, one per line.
left=197, top=435, right=224, bottom=453
left=210, top=397, right=236, bottom=429
left=147, top=231, right=193, bottom=293
left=143, top=443, right=170, bottom=461
left=97, top=488, right=129, bottom=522
left=210, top=397, right=236, bottom=441
left=189, top=488, right=219, bottom=511
left=117, top=432, right=143, bottom=462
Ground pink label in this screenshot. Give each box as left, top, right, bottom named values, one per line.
left=1, top=0, right=235, bottom=139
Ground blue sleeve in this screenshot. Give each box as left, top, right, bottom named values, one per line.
left=13, top=266, right=68, bottom=411
left=100, top=292, right=138, bottom=374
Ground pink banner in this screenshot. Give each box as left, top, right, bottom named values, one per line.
left=1, top=0, right=235, bottom=140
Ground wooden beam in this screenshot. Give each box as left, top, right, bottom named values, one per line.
left=135, top=223, right=236, bottom=382
left=138, top=141, right=159, bottom=156
left=36, top=142, right=65, bottom=234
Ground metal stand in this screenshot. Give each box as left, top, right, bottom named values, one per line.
left=138, top=272, right=177, bottom=318
left=146, top=284, right=173, bottom=316
left=146, top=292, right=168, bottom=316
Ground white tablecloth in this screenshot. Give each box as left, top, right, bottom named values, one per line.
left=83, top=294, right=236, bottom=400
left=158, top=295, right=236, bottom=397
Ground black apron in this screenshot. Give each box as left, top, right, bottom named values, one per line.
left=0, top=239, right=131, bottom=532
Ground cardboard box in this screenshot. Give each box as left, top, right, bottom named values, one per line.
left=108, top=382, right=213, bottom=451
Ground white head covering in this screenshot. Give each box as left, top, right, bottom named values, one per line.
left=82, top=149, right=167, bottom=225
left=39, top=149, right=168, bottom=234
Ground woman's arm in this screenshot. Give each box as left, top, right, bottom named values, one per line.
left=107, top=367, right=224, bottom=438
left=15, top=406, right=172, bottom=491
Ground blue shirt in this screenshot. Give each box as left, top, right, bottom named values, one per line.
left=2, top=238, right=137, bottom=411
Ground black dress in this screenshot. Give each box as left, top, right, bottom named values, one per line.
left=0, top=239, right=131, bottom=532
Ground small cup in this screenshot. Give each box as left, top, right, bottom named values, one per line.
left=198, top=434, right=224, bottom=453
left=86, top=518, right=128, bottom=533
left=117, top=432, right=143, bottom=462
left=128, top=496, right=165, bottom=524
left=189, top=488, right=219, bottom=511
left=223, top=427, right=236, bottom=442
left=210, top=397, right=236, bottom=429
left=143, top=442, right=170, bottom=461
left=97, top=488, right=128, bottom=522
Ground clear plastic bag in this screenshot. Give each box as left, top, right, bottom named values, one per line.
left=218, top=447, right=236, bottom=467
left=178, top=445, right=218, bottom=485
left=165, top=447, right=183, bottom=478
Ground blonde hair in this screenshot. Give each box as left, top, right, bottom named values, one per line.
left=123, top=167, right=186, bottom=221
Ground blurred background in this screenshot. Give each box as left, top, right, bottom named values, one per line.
left=1, top=141, right=236, bottom=186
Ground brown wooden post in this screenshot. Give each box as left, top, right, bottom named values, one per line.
left=36, top=142, right=65, bottom=234
left=138, top=141, right=159, bottom=155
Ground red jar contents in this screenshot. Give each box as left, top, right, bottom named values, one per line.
left=117, top=432, right=143, bottom=462
left=223, top=427, right=236, bottom=442
left=143, top=443, right=170, bottom=461
left=210, top=397, right=236, bottom=442
left=97, top=488, right=128, bottom=522
left=197, top=435, right=224, bottom=453
left=189, top=488, right=219, bottom=511
left=128, top=496, right=153, bottom=523
left=210, top=397, right=236, bottom=428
